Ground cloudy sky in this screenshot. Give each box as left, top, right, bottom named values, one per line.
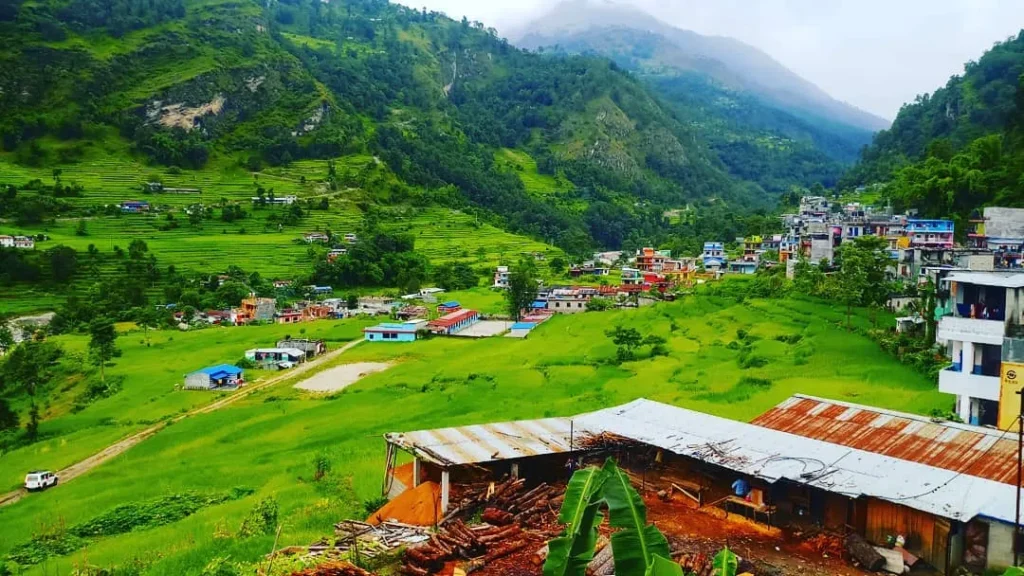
left=393, top=0, right=1024, bottom=121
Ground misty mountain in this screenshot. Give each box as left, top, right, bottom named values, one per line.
left=513, top=0, right=890, bottom=191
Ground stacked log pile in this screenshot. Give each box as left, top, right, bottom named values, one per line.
left=402, top=521, right=528, bottom=575
left=288, top=562, right=373, bottom=576
left=402, top=479, right=568, bottom=575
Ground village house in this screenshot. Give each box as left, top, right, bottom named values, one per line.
left=635, top=247, right=669, bottom=273
left=120, top=200, right=150, bottom=213
left=272, top=280, right=293, bottom=290
left=251, top=195, right=297, bottom=205
left=427, top=309, right=479, bottom=335
left=935, top=270, right=1024, bottom=426
left=275, top=309, right=303, bottom=324
left=184, top=364, right=243, bottom=390
left=385, top=396, right=1024, bottom=574
left=701, top=242, right=726, bottom=271
left=202, top=310, right=232, bottom=325
left=908, top=218, right=955, bottom=249
left=969, top=207, right=1024, bottom=269
left=276, top=338, right=326, bottom=358
left=1, top=235, right=35, bottom=249
left=244, top=347, right=305, bottom=367
left=569, top=263, right=611, bottom=278
left=545, top=287, right=596, bottom=313
left=303, top=232, right=330, bottom=243
left=396, top=305, right=429, bottom=321
left=492, top=266, right=510, bottom=289
left=621, top=267, right=643, bottom=286
left=363, top=322, right=418, bottom=342
left=436, top=301, right=461, bottom=315
left=327, top=248, right=348, bottom=262
left=235, top=296, right=276, bottom=323
left=592, top=250, right=623, bottom=266
left=344, top=233, right=358, bottom=244
left=358, top=296, right=397, bottom=315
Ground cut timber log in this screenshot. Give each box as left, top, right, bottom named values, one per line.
left=484, top=539, right=530, bottom=563
left=845, top=533, right=885, bottom=572
left=481, top=508, right=514, bottom=526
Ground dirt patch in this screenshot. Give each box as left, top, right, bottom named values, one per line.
left=294, top=362, right=393, bottom=393
left=151, top=95, right=226, bottom=131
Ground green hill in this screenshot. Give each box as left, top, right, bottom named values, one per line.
left=0, top=0, right=765, bottom=257
left=841, top=31, right=1024, bottom=220
left=514, top=1, right=885, bottom=193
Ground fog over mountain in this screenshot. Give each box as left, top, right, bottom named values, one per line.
left=395, top=0, right=1024, bottom=120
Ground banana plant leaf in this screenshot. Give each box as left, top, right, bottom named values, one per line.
left=543, top=465, right=608, bottom=576
left=712, top=547, right=739, bottom=576
left=602, top=458, right=675, bottom=575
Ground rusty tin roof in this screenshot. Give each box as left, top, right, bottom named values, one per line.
left=752, top=395, right=1019, bottom=486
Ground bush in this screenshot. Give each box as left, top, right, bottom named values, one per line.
left=238, top=496, right=278, bottom=538
left=363, top=495, right=389, bottom=516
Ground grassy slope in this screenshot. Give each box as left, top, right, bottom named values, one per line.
left=0, top=295, right=945, bottom=574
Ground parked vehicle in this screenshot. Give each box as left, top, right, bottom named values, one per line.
left=24, top=470, right=58, bottom=491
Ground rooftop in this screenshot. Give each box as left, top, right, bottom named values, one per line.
left=752, top=395, right=1019, bottom=486
left=942, top=271, right=1024, bottom=288
left=193, top=364, right=243, bottom=376
left=389, top=398, right=1024, bottom=525
left=575, top=399, right=1020, bottom=524
left=386, top=417, right=582, bottom=467
left=364, top=323, right=418, bottom=333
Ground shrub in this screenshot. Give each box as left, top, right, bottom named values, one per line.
left=238, top=496, right=278, bottom=538
left=362, top=495, right=389, bottom=517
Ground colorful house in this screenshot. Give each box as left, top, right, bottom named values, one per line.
left=907, top=219, right=954, bottom=249
left=493, top=266, right=510, bottom=288
left=437, top=301, right=462, bottom=315
left=702, top=242, right=725, bottom=270
left=184, top=365, right=243, bottom=390
left=427, top=309, right=480, bottom=335
left=364, top=323, right=418, bottom=342
left=275, top=309, right=303, bottom=324
left=120, top=200, right=150, bottom=213
left=244, top=348, right=305, bottom=365
left=237, top=297, right=277, bottom=323
left=635, top=247, right=669, bottom=273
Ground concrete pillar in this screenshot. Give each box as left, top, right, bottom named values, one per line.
left=413, top=458, right=420, bottom=488
left=957, top=395, right=972, bottom=422
left=441, top=470, right=450, bottom=514
left=511, top=463, right=520, bottom=479
left=952, top=341, right=963, bottom=368
left=963, top=341, right=975, bottom=373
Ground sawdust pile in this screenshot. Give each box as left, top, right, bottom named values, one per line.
left=366, top=481, right=441, bottom=526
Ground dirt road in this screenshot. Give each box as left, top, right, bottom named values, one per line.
left=0, top=339, right=364, bottom=509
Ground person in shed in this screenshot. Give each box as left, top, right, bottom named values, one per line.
left=731, top=477, right=751, bottom=500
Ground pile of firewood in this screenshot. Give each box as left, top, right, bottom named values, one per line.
left=288, top=561, right=373, bottom=576
left=448, top=478, right=566, bottom=530
left=402, top=520, right=529, bottom=575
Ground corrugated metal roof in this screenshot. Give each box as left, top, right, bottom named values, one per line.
left=385, top=417, right=589, bottom=467
left=752, top=395, right=1019, bottom=486
left=573, top=399, right=1021, bottom=524
left=942, top=271, right=1024, bottom=288
left=387, top=398, right=1023, bottom=523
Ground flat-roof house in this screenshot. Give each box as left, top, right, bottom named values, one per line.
left=244, top=348, right=305, bottom=364
left=493, top=266, right=510, bottom=289
left=364, top=322, right=418, bottom=342
left=427, top=309, right=479, bottom=335
left=184, top=364, right=243, bottom=390
left=0, top=235, right=13, bottom=248
left=275, top=309, right=303, bottom=324
left=303, top=232, right=330, bottom=243
left=238, top=297, right=276, bottom=323
left=276, top=338, right=326, bottom=358
left=936, top=270, right=1024, bottom=426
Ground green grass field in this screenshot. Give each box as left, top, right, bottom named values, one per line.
left=0, top=295, right=946, bottom=575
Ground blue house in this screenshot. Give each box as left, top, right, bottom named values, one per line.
left=364, top=323, right=418, bottom=342
left=184, top=364, right=244, bottom=390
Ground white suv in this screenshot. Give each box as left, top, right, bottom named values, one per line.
left=24, top=471, right=58, bottom=491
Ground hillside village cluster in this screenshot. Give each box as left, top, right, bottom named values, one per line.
left=9, top=195, right=1024, bottom=576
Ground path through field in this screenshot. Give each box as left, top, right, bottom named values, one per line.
left=0, top=339, right=365, bottom=508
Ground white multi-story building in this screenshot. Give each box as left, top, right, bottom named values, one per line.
left=492, top=266, right=509, bottom=289
left=936, top=271, right=1024, bottom=425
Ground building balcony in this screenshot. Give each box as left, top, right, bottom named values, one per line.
left=938, top=367, right=1002, bottom=402
left=937, top=315, right=1006, bottom=345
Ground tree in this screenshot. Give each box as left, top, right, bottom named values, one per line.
left=75, top=219, right=88, bottom=236
left=0, top=398, right=18, bottom=432
left=548, top=256, right=567, bottom=275
left=89, top=317, right=119, bottom=383
left=0, top=324, right=13, bottom=353
left=26, top=402, right=39, bottom=441
left=504, top=260, right=538, bottom=321
left=48, top=245, right=78, bottom=283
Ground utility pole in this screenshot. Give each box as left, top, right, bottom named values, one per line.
left=1017, top=388, right=1023, bottom=566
